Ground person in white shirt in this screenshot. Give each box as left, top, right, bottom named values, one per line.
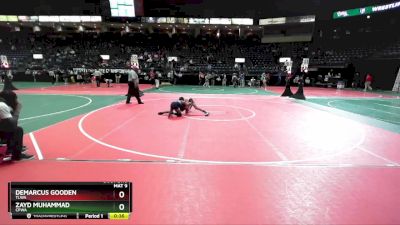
left=0, top=102, right=12, bottom=120
left=55, top=69, right=60, bottom=83
left=154, top=71, right=161, bottom=89
left=222, top=74, right=227, bottom=86
left=260, top=72, right=267, bottom=88
left=115, top=73, right=122, bottom=84
left=49, top=70, right=56, bottom=84
left=231, top=73, right=238, bottom=88
left=203, top=73, right=211, bottom=88
left=32, top=70, right=37, bottom=82
left=250, top=77, right=256, bottom=87
left=305, top=77, right=311, bottom=85
left=0, top=91, right=34, bottom=160
left=76, top=73, right=83, bottom=84
left=92, top=69, right=102, bottom=87
left=104, top=78, right=113, bottom=87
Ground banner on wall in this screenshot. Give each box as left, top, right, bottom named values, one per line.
left=130, top=54, right=139, bottom=68
left=301, top=58, right=309, bottom=72
left=73, top=68, right=132, bottom=74
left=280, top=57, right=292, bottom=74
left=0, top=55, right=9, bottom=68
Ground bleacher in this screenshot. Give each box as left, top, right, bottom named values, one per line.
left=1, top=29, right=400, bottom=85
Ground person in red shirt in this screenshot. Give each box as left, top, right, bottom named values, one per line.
left=364, top=73, right=373, bottom=91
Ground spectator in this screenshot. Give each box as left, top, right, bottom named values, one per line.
left=211, top=72, right=216, bottom=86
left=260, top=71, right=267, bottom=88
left=115, top=73, right=122, bottom=84
left=222, top=74, right=227, bottom=86
left=203, top=73, right=211, bottom=88
left=305, top=77, right=311, bottom=86
left=232, top=73, right=239, bottom=88
left=104, top=78, right=113, bottom=87
left=250, top=77, right=256, bottom=87
left=76, top=73, right=84, bottom=84
left=239, top=71, right=245, bottom=87
left=216, top=74, right=222, bottom=85
left=198, top=71, right=205, bottom=86
left=0, top=71, right=5, bottom=83
left=49, top=70, right=56, bottom=84
left=154, top=71, right=160, bottom=89
left=62, top=72, right=69, bottom=85
left=55, top=69, right=61, bottom=83
left=364, top=73, right=373, bottom=92
left=149, top=68, right=156, bottom=84
left=352, top=72, right=360, bottom=89
left=32, top=70, right=37, bottom=82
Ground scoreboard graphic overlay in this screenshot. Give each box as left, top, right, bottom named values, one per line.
left=8, top=182, right=132, bottom=220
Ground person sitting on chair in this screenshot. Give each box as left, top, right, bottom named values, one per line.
left=0, top=91, right=34, bottom=160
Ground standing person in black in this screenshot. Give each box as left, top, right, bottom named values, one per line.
left=0, top=71, right=5, bottom=83
left=352, top=72, right=361, bottom=89
left=126, top=67, right=144, bottom=105
left=3, top=71, right=17, bottom=91
left=49, top=69, right=56, bottom=85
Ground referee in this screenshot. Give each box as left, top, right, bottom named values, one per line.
left=126, top=67, right=143, bottom=105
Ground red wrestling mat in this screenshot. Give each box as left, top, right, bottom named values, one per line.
left=1, top=93, right=400, bottom=224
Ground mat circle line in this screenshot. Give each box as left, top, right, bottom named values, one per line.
left=191, top=87, right=225, bottom=91
left=158, top=87, right=259, bottom=95
left=327, top=99, right=400, bottom=124
left=183, top=104, right=255, bottom=122
left=78, top=97, right=365, bottom=165
left=20, top=95, right=93, bottom=121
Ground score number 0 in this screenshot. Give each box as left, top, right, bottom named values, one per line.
left=118, top=190, right=125, bottom=211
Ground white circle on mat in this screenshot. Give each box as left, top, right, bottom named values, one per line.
left=191, top=87, right=225, bottom=91
left=183, top=105, right=255, bottom=122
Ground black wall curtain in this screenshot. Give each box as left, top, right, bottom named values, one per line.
left=353, top=59, right=399, bottom=90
